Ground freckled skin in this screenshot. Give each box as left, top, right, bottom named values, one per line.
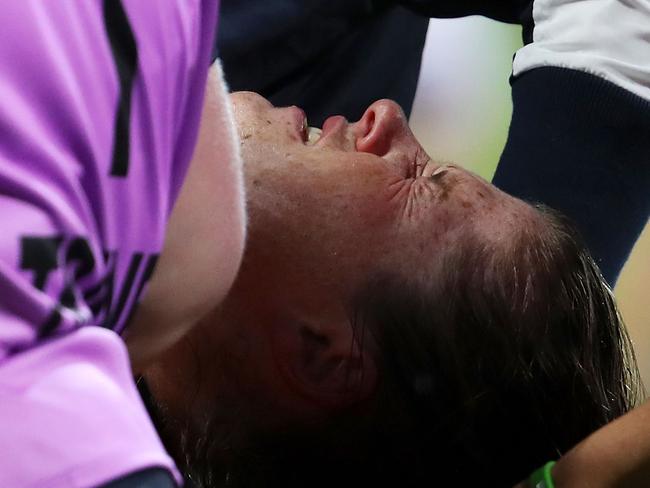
left=228, top=91, right=539, bottom=296
left=152, top=93, right=543, bottom=426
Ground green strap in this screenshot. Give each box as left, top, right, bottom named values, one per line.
left=528, top=461, right=556, bottom=488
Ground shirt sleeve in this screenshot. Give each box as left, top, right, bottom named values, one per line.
left=0, top=1, right=219, bottom=486
left=491, top=0, right=650, bottom=284
left=0, top=0, right=220, bottom=354
left=0, top=1, right=115, bottom=360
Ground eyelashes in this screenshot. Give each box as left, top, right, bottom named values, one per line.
left=409, top=146, right=432, bottom=178
left=430, top=166, right=450, bottom=179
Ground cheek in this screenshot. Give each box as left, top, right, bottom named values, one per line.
left=245, top=148, right=406, bottom=254
left=317, top=171, right=403, bottom=235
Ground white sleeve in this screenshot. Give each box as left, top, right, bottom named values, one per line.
left=512, top=0, right=650, bottom=101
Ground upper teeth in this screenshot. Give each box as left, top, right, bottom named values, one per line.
left=306, top=127, right=322, bottom=145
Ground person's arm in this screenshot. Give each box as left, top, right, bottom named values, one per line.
left=491, top=0, right=650, bottom=285
left=125, top=62, right=246, bottom=372
left=516, top=400, right=650, bottom=487
left=552, top=400, right=650, bottom=487
left=0, top=1, right=221, bottom=486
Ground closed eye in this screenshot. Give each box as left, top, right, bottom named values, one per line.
left=430, top=166, right=450, bottom=180
left=409, top=146, right=432, bottom=179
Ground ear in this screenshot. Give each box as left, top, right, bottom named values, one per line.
left=274, top=318, right=377, bottom=409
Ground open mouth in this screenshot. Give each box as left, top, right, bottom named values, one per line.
left=297, top=110, right=323, bottom=145
left=305, top=126, right=322, bottom=145
left=297, top=109, right=349, bottom=147
left=303, top=114, right=347, bottom=146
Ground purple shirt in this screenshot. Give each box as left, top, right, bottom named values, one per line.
left=0, top=1, right=218, bottom=485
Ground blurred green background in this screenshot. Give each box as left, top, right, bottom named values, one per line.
left=409, top=17, right=649, bottom=395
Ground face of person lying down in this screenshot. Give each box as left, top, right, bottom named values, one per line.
left=141, top=92, right=635, bottom=487
left=230, top=91, right=537, bottom=301
left=214, top=94, right=539, bottom=411
left=145, top=93, right=542, bottom=435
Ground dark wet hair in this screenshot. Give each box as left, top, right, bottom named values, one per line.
left=161, top=204, right=640, bottom=487
left=341, top=204, right=640, bottom=486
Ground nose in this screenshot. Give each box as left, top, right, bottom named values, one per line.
left=355, top=99, right=411, bottom=156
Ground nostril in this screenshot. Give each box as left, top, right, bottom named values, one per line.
left=355, top=108, right=375, bottom=139
left=356, top=106, right=392, bottom=155
left=364, top=110, right=375, bottom=137
left=355, top=99, right=408, bottom=155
